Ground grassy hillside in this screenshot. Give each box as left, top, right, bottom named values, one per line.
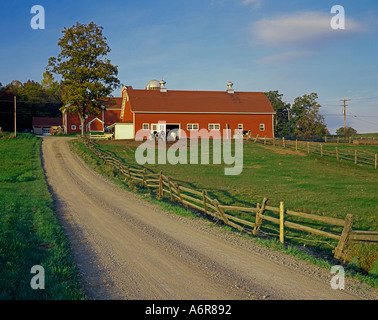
left=0, top=134, right=85, bottom=299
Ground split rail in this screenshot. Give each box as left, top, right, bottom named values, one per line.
left=249, top=135, right=378, bottom=169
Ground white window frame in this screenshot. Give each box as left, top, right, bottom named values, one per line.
left=208, top=123, right=220, bottom=130
left=71, top=125, right=76, bottom=130
left=143, top=123, right=149, bottom=130
left=260, top=123, right=265, bottom=131
left=187, top=123, right=199, bottom=130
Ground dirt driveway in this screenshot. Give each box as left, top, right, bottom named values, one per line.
left=41, top=137, right=377, bottom=300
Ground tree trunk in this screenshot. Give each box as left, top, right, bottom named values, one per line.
left=78, top=106, right=86, bottom=137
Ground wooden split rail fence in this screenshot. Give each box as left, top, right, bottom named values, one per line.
left=79, top=136, right=378, bottom=261
left=249, top=135, right=378, bottom=169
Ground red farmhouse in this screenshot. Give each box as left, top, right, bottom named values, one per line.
left=63, top=80, right=275, bottom=139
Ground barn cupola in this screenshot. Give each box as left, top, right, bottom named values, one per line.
left=145, top=79, right=161, bottom=90
left=226, top=81, right=234, bottom=94
left=160, top=79, right=167, bottom=93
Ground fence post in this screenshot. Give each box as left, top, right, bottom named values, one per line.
left=295, top=139, right=298, bottom=151
left=282, top=137, right=285, bottom=148
left=252, top=198, right=268, bottom=236
left=336, top=147, right=339, bottom=160
left=159, top=171, right=163, bottom=199
left=334, top=214, right=354, bottom=260
left=126, top=166, right=132, bottom=181
left=307, top=142, right=310, bottom=154
left=279, top=201, right=285, bottom=244
left=354, top=150, right=357, bottom=165
left=143, top=168, right=150, bottom=192
left=320, top=144, right=323, bottom=157
left=213, top=199, right=229, bottom=224
left=167, top=177, right=174, bottom=201
left=174, top=182, right=187, bottom=208
left=202, top=190, right=208, bottom=214
left=375, top=154, right=377, bottom=169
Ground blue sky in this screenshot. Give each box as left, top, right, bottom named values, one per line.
left=1, top=0, right=378, bottom=133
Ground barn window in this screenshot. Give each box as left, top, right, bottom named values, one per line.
left=187, top=123, right=199, bottom=130
left=143, top=123, right=149, bottom=130
left=208, top=123, right=220, bottom=130
left=71, top=125, right=76, bottom=130
left=260, top=124, right=265, bottom=131
left=238, top=124, right=243, bottom=131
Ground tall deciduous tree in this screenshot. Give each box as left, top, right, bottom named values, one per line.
left=47, top=22, right=120, bottom=136
left=265, top=90, right=292, bottom=137
left=291, top=93, right=329, bottom=138
left=336, top=126, right=357, bottom=137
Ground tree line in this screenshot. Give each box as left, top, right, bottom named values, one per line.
left=265, top=91, right=358, bottom=138
left=265, top=91, right=329, bottom=139
left=0, top=73, right=62, bottom=132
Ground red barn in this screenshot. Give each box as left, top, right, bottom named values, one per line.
left=64, top=80, right=275, bottom=139
left=63, top=98, right=123, bottom=134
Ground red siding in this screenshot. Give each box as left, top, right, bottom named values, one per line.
left=89, top=119, right=104, bottom=132
left=134, top=113, right=274, bottom=138
left=122, top=98, right=133, bottom=123
left=65, top=109, right=122, bottom=134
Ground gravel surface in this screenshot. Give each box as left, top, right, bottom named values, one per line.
left=41, top=137, right=378, bottom=300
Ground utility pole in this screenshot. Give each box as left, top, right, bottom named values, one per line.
left=340, top=99, right=351, bottom=138
left=14, top=95, right=17, bottom=138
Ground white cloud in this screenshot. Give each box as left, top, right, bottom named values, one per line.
left=253, top=11, right=364, bottom=47
left=240, top=0, right=262, bottom=8
left=256, top=50, right=318, bottom=64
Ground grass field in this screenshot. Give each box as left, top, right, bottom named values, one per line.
left=70, top=138, right=377, bottom=281
left=0, top=134, right=85, bottom=299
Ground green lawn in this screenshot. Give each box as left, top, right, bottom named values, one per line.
left=0, top=134, right=85, bottom=299
left=71, top=138, right=377, bottom=278
left=94, top=139, right=377, bottom=230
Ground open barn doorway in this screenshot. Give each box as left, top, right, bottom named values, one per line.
left=166, top=124, right=180, bottom=141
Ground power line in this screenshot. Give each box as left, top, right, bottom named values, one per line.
left=0, top=99, right=61, bottom=104
left=349, top=96, right=378, bottom=101
left=347, top=115, right=378, bottom=126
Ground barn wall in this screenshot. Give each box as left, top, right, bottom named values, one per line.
left=89, top=119, right=104, bottom=132
left=134, top=113, right=274, bottom=138
left=65, top=109, right=122, bottom=134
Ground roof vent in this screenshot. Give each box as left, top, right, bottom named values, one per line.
left=226, top=81, right=234, bottom=94
left=160, top=79, right=167, bottom=93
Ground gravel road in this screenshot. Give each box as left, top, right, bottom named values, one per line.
left=41, top=137, right=377, bottom=300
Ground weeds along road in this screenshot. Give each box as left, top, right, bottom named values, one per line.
left=41, top=137, right=377, bottom=300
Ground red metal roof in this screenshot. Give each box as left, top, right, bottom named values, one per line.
left=32, top=117, right=62, bottom=126
left=99, top=97, right=123, bottom=109
left=126, top=89, right=275, bottom=114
